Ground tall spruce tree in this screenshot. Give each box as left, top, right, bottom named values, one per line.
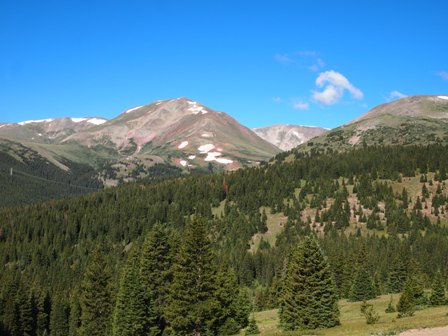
left=215, top=264, right=250, bottom=335
left=397, top=274, right=425, bottom=318
left=430, top=271, right=446, bottom=306
left=279, top=236, right=340, bottom=330
left=50, top=296, right=69, bottom=336
left=36, top=291, right=51, bottom=336
left=348, top=266, right=377, bottom=301
left=139, top=224, right=176, bottom=335
left=165, top=217, right=221, bottom=335
left=79, top=250, right=113, bottom=336
left=112, top=248, right=152, bottom=336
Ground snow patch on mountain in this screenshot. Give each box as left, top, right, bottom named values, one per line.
left=201, top=133, right=213, bottom=138
left=71, top=118, right=87, bottom=123
left=125, top=106, right=143, bottom=113
left=198, top=144, right=215, bottom=153
left=216, top=158, right=233, bottom=164
left=87, top=118, right=107, bottom=125
left=204, top=151, right=222, bottom=161
left=188, top=155, right=196, bottom=160
left=187, top=101, right=208, bottom=114
left=437, top=95, right=448, bottom=100
left=18, top=119, right=54, bottom=125
left=180, top=160, right=187, bottom=167
left=178, top=141, right=189, bottom=149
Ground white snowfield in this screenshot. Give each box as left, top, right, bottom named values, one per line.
left=196, top=144, right=232, bottom=164
left=216, top=158, right=233, bottom=164
left=437, top=95, right=448, bottom=100
left=188, top=155, right=196, bottom=160
left=198, top=144, right=215, bottom=153
left=87, top=118, right=107, bottom=125
left=178, top=141, right=189, bottom=149
left=180, top=160, right=187, bottom=167
left=71, top=118, right=87, bottom=123
left=201, top=133, right=213, bottom=138
left=125, top=106, right=143, bottom=113
left=18, top=119, right=54, bottom=125
left=204, top=151, right=222, bottom=161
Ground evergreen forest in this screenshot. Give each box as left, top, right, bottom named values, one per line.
left=1, top=144, right=448, bottom=335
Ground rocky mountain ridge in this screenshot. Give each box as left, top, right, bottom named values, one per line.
left=289, top=95, right=448, bottom=154
left=253, top=124, right=328, bottom=151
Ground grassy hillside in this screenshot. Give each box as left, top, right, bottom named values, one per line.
left=250, top=295, right=448, bottom=336
left=0, top=139, right=102, bottom=206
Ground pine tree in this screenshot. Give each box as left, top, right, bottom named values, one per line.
left=50, top=296, right=70, bottom=336
left=215, top=265, right=250, bottom=335
left=348, top=266, right=377, bottom=302
left=112, top=248, right=152, bottom=336
left=360, top=301, right=380, bottom=325
left=165, top=217, right=221, bottom=335
left=430, top=271, right=446, bottom=306
left=37, top=291, right=51, bottom=336
left=397, top=276, right=423, bottom=318
left=139, top=224, right=176, bottom=335
left=245, top=316, right=260, bottom=335
left=16, top=287, right=34, bottom=336
left=79, top=250, right=113, bottom=336
left=279, top=236, right=340, bottom=330
left=388, top=257, right=408, bottom=293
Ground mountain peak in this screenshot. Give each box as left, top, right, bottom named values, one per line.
left=295, top=94, right=448, bottom=152
left=253, top=124, right=328, bottom=151
left=350, top=94, right=448, bottom=125
left=59, top=97, right=280, bottom=174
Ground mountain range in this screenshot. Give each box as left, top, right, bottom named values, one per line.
left=0, top=97, right=326, bottom=201
left=1, top=94, right=448, bottom=205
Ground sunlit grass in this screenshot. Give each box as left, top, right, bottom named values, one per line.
left=246, top=294, right=448, bottom=336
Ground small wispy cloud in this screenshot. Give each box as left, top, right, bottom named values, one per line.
left=308, top=58, right=325, bottom=72
left=272, top=96, right=283, bottom=103
left=274, top=50, right=325, bottom=72
left=438, top=71, right=448, bottom=81
left=387, top=90, right=407, bottom=101
left=292, top=100, right=309, bottom=110
left=312, top=70, right=363, bottom=105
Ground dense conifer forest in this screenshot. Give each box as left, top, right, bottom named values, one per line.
left=1, top=144, right=448, bottom=335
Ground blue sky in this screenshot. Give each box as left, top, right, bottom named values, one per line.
left=1, top=1, right=447, bottom=128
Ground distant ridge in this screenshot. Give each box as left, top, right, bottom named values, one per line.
left=290, top=95, right=448, bottom=153
left=253, top=124, right=328, bottom=150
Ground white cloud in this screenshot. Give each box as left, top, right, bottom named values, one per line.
left=292, top=100, right=309, bottom=110
left=275, top=53, right=293, bottom=64
left=312, top=70, right=363, bottom=105
left=272, top=96, right=283, bottom=103
left=438, top=71, right=448, bottom=81
left=388, top=90, right=407, bottom=100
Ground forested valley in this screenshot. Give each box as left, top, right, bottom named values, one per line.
left=1, top=144, right=448, bottom=335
